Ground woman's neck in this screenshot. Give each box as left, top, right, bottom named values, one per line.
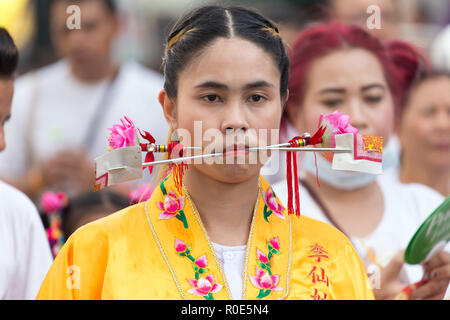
left=183, top=168, right=260, bottom=246
left=400, top=159, right=449, bottom=196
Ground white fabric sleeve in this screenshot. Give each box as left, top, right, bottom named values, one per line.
left=4, top=189, right=53, bottom=300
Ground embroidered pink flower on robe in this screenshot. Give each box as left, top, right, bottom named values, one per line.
left=107, top=116, right=137, bottom=150
left=257, top=249, right=269, bottom=264
left=41, top=191, right=67, bottom=214
left=194, top=255, right=208, bottom=268
left=250, top=267, right=283, bottom=291
left=187, top=275, right=223, bottom=296
left=262, top=188, right=285, bottom=220
left=175, top=239, right=187, bottom=253
left=269, top=237, right=280, bottom=251
left=157, top=190, right=185, bottom=220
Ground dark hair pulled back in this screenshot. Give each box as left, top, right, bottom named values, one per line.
left=0, top=28, right=19, bottom=78
left=162, top=5, right=290, bottom=101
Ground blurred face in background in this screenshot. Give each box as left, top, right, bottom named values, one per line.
left=331, top=0, right=399, bottom=42
left=50, top=0, right=119, bottom=80
left=398, top=76, right=450, bottom=170
left=288, top=48, right=395, bottom=144
left=0, top=78, right=13, bottom=152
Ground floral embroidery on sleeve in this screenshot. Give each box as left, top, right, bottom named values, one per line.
left=175, top=239, right=223, bottom=300
left=158, top=180, right=188, bottom=228
left=250, top=237, right=283, bottom=299
left=262, top=187, right=285, bottom=222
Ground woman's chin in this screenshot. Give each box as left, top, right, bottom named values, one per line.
left=195, top=163, right=261, bottom=184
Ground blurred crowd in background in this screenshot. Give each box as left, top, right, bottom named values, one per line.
left=3, top=0, right=450, bottom=75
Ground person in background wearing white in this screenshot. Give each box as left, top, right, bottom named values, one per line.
left=272, top=22, right=450, bottom=299
left=0, top=27, right=53, bottom=300
left=0, top=0, right=168, bottom=200
left=395, top=72, right=450, bottom=197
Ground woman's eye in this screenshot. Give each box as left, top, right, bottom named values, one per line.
left=421, top=106, right=436, bottom=117
left=248, top=94, right=265, bottom=103
left=322, top=99, right=342, bottom=108
left=202, top=94, right=221, bottom=103
left=365, top=95, right=382, bottom=104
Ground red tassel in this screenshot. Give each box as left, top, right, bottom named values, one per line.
left=286, top=150, right=294, bottom=215
left=138, top=129, right=156, bottom=145
left=313, top=152, right=320, bottom=187
left=286, top=138, right=301, bottom=217
left=172, top=162, right=188, bottom=193
left=169, top=142, right=188, bottom=193
left=285, top=126, right=326, bottom=217
left=292, top=151, right=300, bottom=217
left=305, top=125, right=326, bottom=146
left=139, top=129, right=156, bottom=174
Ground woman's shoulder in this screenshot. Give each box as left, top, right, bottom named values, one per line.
left=290, top=214, right=354, bottom=255
left=377, top=176, right=445, bottom=222
left=68, top=201, right=147, bottom=246
left=0, top=180, right=39, bottom=222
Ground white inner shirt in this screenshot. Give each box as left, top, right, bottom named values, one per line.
left=211, top=241, right=246, bottom=300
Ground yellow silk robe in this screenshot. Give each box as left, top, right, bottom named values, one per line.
left=36, top=173, right=374, bottom=300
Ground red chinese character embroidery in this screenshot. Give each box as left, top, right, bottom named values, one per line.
left=310, top=288, right=327, bottom=300
left=308, top=266, right=329, bottom=287
left=308, top=243, right=329, bottom=262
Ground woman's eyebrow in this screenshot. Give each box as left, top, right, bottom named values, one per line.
left=194, top=81, right=228, bottom=90
left=243, top=80, right=274, bottom=91
left=318, top=87, right=346, bottom=95
left=361, top=84, right=386, bottom=91
left=194, top=80, right=274, bottom=91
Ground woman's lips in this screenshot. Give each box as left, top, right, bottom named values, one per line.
left=223, top=144, right=249, bottom=156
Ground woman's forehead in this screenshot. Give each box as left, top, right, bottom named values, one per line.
left=178, top=37, right=281, bottom=90
left=307, top=48, right=387, bottom=90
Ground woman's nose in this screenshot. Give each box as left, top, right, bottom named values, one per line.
left=221, top=100, right=249, bottom=134
left=348, top=99, right=368, bottom=131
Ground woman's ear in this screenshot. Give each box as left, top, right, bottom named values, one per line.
left=158, top=89, right=177, bottom=130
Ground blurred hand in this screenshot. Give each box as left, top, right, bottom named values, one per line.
left=39, top=149, right=95, bottom=193
left=373, top=250, right=406, bottom=300
left=411, top=251, right=450, bottom=300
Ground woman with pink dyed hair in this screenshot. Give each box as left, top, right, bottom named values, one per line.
left=272, top=22, right=449, bottom=300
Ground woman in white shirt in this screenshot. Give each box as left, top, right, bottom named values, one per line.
left=272, top=22, right=449, bottom=299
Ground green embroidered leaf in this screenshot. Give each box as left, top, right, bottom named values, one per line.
left=176, top=210, right=189, bottom=229
left=267, top=251, right=273, bottom=261
left=271, top=248, right=281, bottom=255
left=185, top=245, right=191, bottom=255
left=268, top=243, right=273, bottom=251
left=159, top=181, right=168, bottom=195
left=204, top=293, right=214, bottom=300
left=256, top=289, right=271, bottom=299
left=263, top=209, right=272, bottom=223
left=195, top=272, right=199, bottom=280
left=198, top=267, right=209, bottom=274
left=257, top=261, right=267, bottom=270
